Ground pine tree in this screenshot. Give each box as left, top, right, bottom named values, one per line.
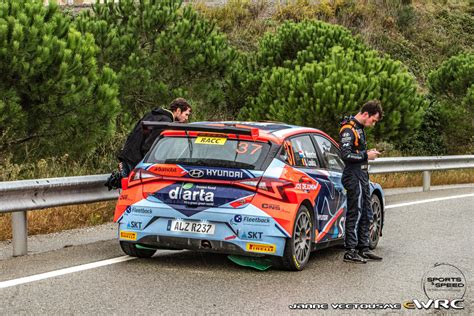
left=236, top=20, right=426, bottom=146
left=74, top=0, right=236, bottom=127
left=0, top=0, right=120, bottom=158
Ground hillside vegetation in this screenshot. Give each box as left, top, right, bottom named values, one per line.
left=0, top=0, right=472, bottom=240
left=0, top=0, right=472, bottom=181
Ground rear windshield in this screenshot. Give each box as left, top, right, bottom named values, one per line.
left=146, top=136, right=271, bottom=170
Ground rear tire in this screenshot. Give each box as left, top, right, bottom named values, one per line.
left=120, top=241, right=156, bottom=258
left=279, top=205, right=313, bottom=271
left=369, top=194, right=382, bottom=250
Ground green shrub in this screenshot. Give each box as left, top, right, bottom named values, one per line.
left=0, top=0, right=120, bottom=158
left=237, top=20, right=426, bottom=145
left=425, top=53, right=474, bottom=154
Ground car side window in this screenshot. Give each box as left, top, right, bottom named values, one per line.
left=283, top=135, right=320, bottom=168
left=313, top=135, right=345, bottom=171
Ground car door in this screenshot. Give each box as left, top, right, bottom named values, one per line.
left=284, top=134, right=340, bottom=243
left=312, top=134, right=346, bottom=242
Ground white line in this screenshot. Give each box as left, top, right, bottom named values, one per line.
left=386, top=193, right=474, bottom=209
left=0, top=256, right=136, bottom=289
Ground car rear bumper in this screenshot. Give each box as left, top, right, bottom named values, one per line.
left=117, top=203, right=289, bottom=257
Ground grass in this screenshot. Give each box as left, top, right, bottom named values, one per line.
left=0, top=169, right=471, bottom=241
left=0, top=201, right=115, bottom=241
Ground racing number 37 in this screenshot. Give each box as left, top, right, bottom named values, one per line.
left=236, top=143, right=262, bottom=155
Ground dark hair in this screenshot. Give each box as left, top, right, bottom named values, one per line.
left=169, top=98, right=191, bottom=113
left=360, top=100, right=383, bottom=119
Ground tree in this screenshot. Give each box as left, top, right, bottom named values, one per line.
left=425, top=53, right=474, bottom=154
left=74, top=0, right=236, bottom=126
left=237, top=20, right=426, bottom=145
left=0, top=0, right=119, bottom=158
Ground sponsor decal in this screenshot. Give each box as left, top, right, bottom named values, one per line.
left=149, top=164, right=186, bottom=177
left=261, top=203, right=280, bottom=211
left=304, top=151, right=318, bottom=159
left=119, top=194, right=129, bottom=200
left=317, top=214, right=329, bottom=221
left=188, top=169, right=205, bottom=178
left=307, top=160, right=318, bottom=167
left=169, top=183, right=215, bottom=206
left=195, top=136, right=227, bottom=145
left=240, top=231, right=263, bottom=240
left=295, top=183, right=318, bottom=191
left=403, top=263, right=466, bottom=310
left=206, top=169, right=244, bottom=178
left=120, top=231, right=137, bottom=241
left=130, top=207, right=153, bottom=215
left=246, top=243, right=276, bottom=254
left=126, top=221, right=142, bottom=230
left=231, top=215, right=270, bottom=226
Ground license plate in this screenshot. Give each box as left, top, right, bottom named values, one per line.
left=168, top=220, right=215, bottom=235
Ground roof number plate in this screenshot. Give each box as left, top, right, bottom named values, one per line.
left=195, top=136, right=227, bottom=145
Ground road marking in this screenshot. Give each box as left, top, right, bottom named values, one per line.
left=0, top=256, right=136, bottom=289
left=386, top=193, right=474, bottom=209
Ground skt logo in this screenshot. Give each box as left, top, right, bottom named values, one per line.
left=241, top=231, right=263, bottom=239
left=403, top=299, right=464, bottom=310
left=127, top=221, right=142, bottom=230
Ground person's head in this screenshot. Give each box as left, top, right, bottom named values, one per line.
left=356, top=100, right=383, bottom=127
left=169, top=98, right=192, bottom=123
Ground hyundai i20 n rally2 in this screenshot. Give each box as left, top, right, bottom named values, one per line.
left=114, top=122, right=385, bottom=270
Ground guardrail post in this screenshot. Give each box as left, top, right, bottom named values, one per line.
left=12, top=211, right=28, bottom=256
left=423, top=171, right=431, bottom=192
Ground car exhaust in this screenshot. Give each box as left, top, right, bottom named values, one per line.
left=201, top=240, right=212, bottom=249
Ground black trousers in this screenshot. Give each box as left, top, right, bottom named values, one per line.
left=342, top=167, right=372, bottom=251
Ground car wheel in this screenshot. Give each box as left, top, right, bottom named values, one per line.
left=369, top=194, right=382, bottom=250
left=280, top=205, right=313, bottom=271
left=120, top=241, right=156, bottom=258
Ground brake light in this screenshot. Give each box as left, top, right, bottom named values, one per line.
left=230, top=195, right=254, bottom=208
left=127, top=169, right=162, bottom=187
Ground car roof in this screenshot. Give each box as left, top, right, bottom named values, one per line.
left=191, top=121, right=336, bottom=145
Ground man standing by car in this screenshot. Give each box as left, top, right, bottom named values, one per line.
left=339, top=100, right=383, bottom=263
left=118, top=98, right=192, bottom=177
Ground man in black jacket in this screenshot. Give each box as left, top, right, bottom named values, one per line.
left=339, top=100, right=383, bottom=263
left=118, top=98, right=191, bottom=177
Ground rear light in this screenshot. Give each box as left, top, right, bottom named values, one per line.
left=128, top=169, right=162, bottom=187
left=236, top=177, right=296, bottom=203
left=229, top=195, right=254, bottom=208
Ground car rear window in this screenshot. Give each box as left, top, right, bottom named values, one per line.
left=145, top=136, right=271, bottom=170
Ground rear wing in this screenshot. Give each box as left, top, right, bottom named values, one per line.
left=141, top=121, right=259, bottom=139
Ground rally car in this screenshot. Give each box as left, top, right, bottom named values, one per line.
left=114, top=121, right=385, bottom=270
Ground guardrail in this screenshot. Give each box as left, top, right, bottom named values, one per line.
left=1, top=155, right=473, bottom=257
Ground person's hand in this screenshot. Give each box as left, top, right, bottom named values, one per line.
left=367, top=149, right=381, bottom=160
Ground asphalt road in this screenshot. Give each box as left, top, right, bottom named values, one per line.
left=0, top=186, right=472, bottom=314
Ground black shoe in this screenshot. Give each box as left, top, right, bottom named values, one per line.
left=343, top=250, right=367, bottom=264
left=359, top=250, right=383, bottom=261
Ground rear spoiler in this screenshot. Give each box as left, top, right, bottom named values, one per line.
left=141, top=121, right=259, bottom=139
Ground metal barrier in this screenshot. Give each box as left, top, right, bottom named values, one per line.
left=0, top=155, right=473, bottom=257
left=0, top=175, right=118, bottom=257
